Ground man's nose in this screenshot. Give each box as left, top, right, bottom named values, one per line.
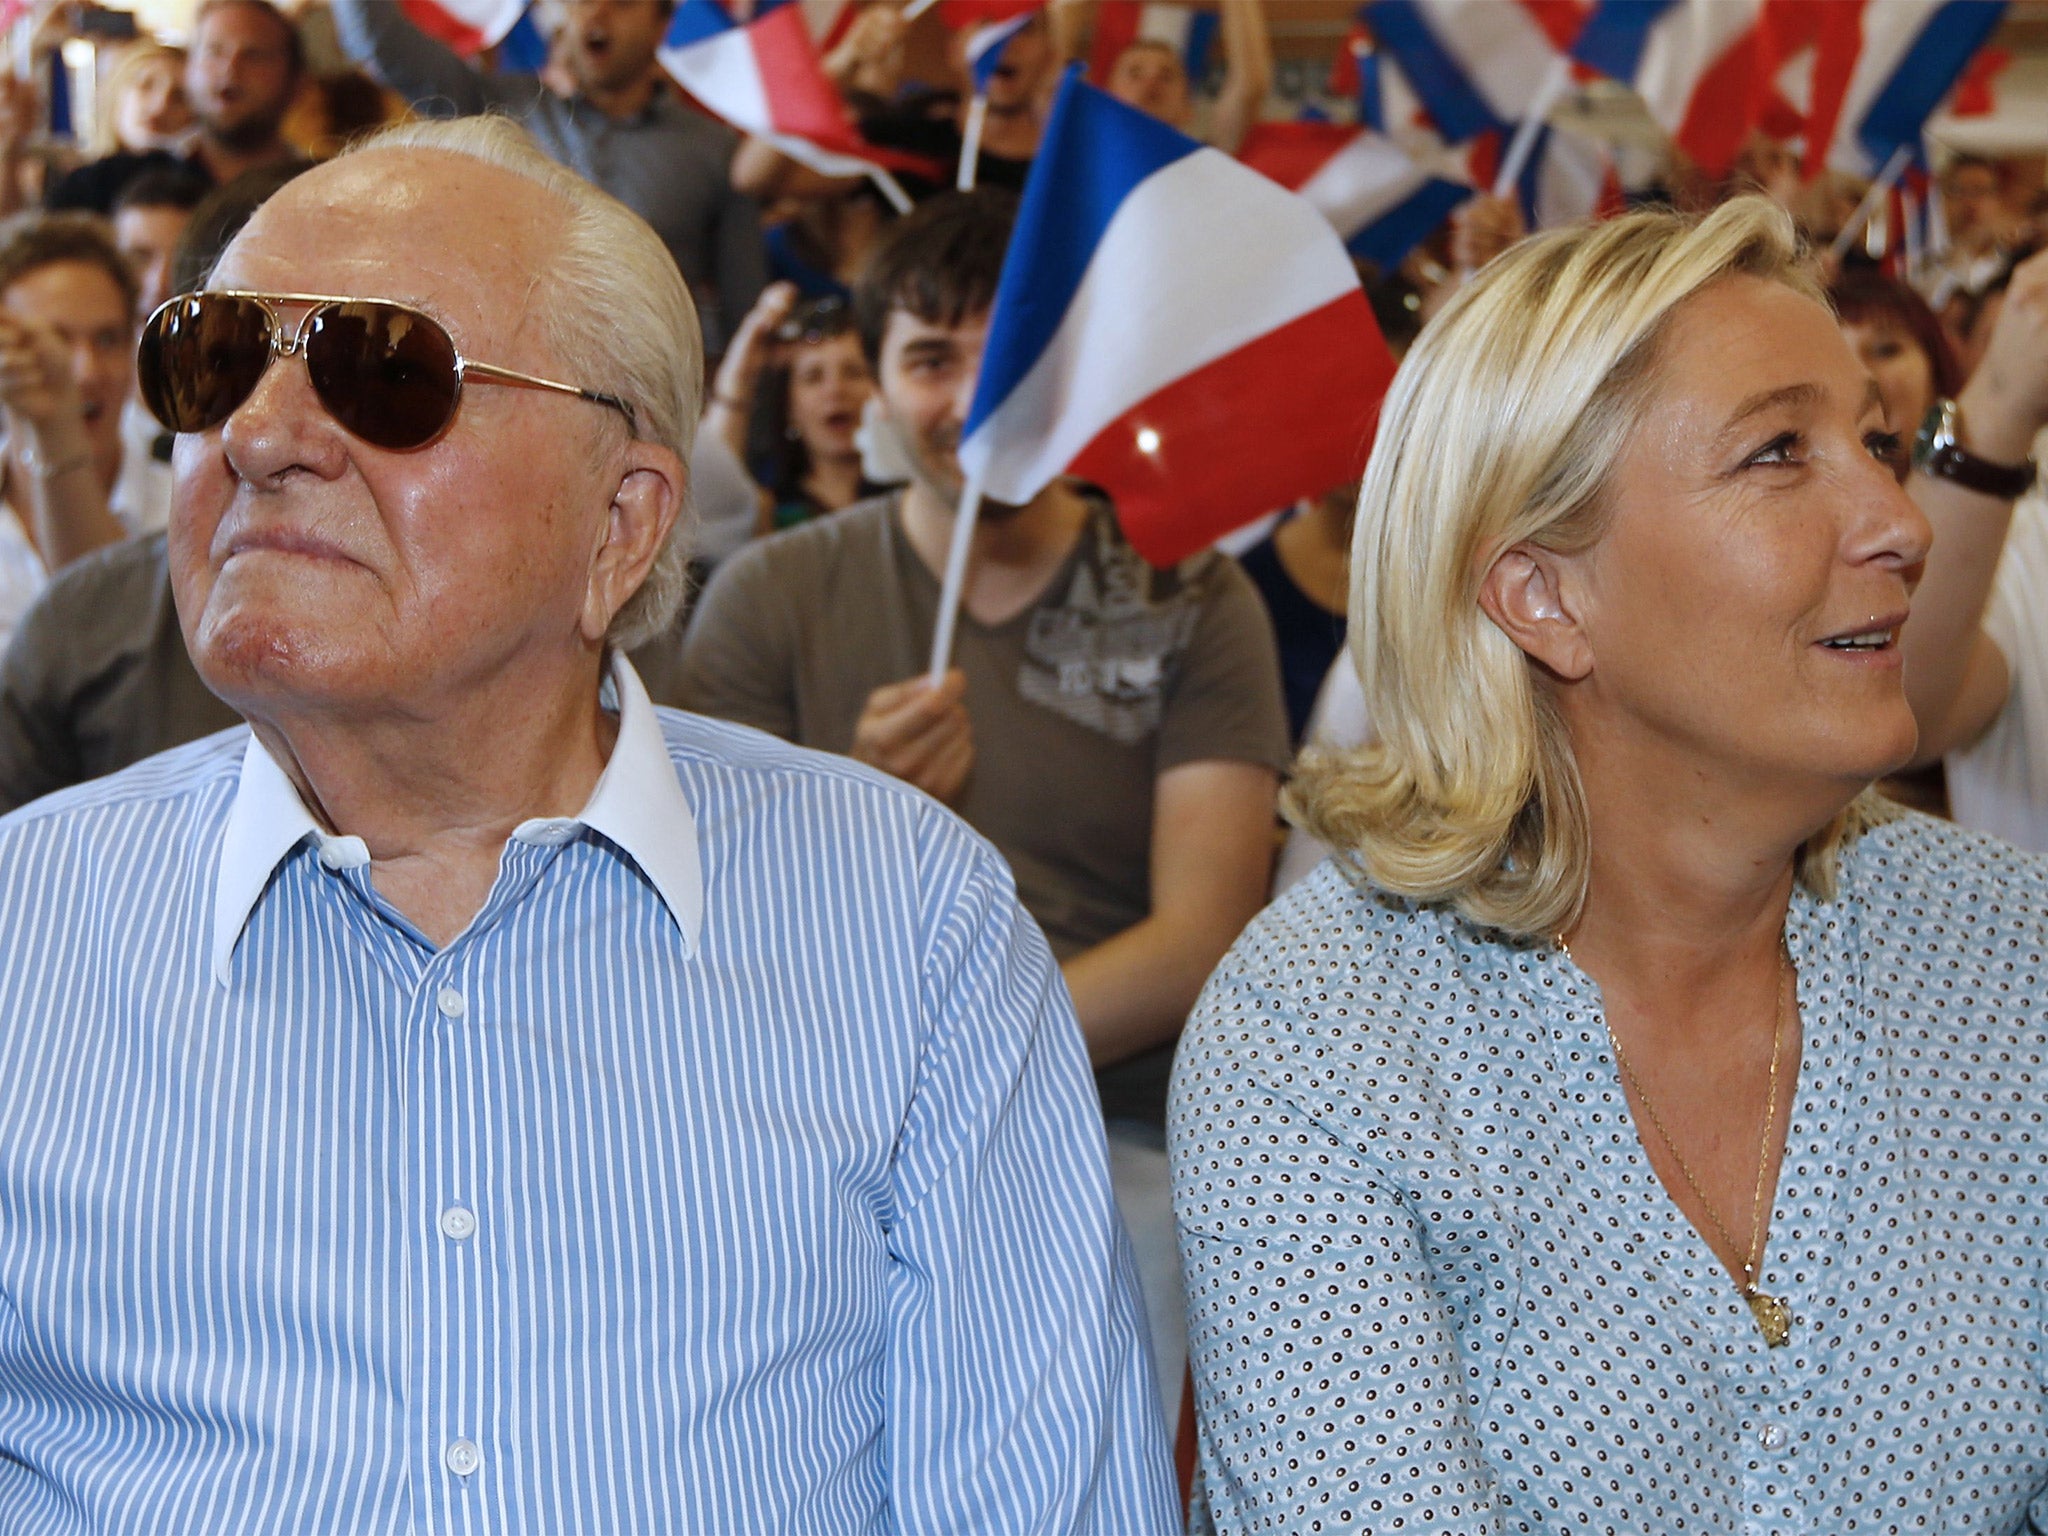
left=218, top=343, right=350, bottom=484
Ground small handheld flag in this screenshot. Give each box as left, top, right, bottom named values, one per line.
left=930, top=71, right=1396, bottom=678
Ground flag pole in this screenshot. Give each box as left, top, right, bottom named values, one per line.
left=867, top=166, right=913, bottom=214
left=927, top=465, right=987, bottom=684
left=903, top=0, right=941, bottom=18
left=1490, top=54, right=1570, bottom=200
left=1830, top=146, right=1912, bottom=264
left=958, top=93, right=988, bottom=190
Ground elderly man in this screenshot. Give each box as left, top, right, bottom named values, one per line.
left=0, top=117, right=1174, bottom=1533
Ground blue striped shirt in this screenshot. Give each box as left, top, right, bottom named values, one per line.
left=0, top=657, right=1175, bottom=1534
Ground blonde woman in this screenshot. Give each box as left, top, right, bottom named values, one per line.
left=1171, top=196, right=2048, bottom=1532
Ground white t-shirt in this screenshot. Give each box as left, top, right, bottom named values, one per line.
left=1947, top=487, right=2048, bottom=853
left=114, top=397, right=172, bottom=535
left=0, top=504, right=46, bottom=658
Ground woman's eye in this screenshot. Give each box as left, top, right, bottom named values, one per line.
left=1746, top=431, right=1802, bottom=467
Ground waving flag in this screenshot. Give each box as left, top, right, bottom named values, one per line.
left=1239, top=122, right=1471, bottom=269
left=966, top=12, right=1036, bottom=94
left=961, top=74, right=1396, bottom=568
left=1360, top=0, right=1578, bottom=142
left=401, top=0, right=532, bottom=56
left=1806, top=0, right=2007, bottom=178
left=1087, top=3, right=1219, bottom=87
left=1571, top=0, right=1762, bottom=174
left=659, top=0, right=936, bottom=206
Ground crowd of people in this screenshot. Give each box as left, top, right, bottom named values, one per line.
left=1, top=0, right=2048, bottom=1531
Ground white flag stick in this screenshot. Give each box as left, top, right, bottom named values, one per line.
left=927, top=465, right=987, bottom=684
left=903, top=0, right=941, bottom=19
left=1829, top=145, right=1912, bottom=264
left=958, top=93, right=988, bottom=190
left=1901, top=186, right=1924, bottom=277
left=1490, top=54, right=1571, bottom=200
left=866, top=165, right=913, bottom=214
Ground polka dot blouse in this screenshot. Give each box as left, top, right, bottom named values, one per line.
left=1170, top=811, right=2048, bottom=1534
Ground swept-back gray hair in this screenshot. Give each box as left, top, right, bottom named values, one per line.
left=339, top=114, right=702, bottom=650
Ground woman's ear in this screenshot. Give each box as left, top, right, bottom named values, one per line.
left=1477, top=544, right=1594, bottom=682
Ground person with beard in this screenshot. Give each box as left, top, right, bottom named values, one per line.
left=333, top=0, right=765, bottom=354
left=45, top=1, right=304, bottom=217
left=676, top=190, right=1289, bottom=1426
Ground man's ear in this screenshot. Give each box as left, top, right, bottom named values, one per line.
left=1476, top=543, right=1594, bottom=682
left=581, top=442, right=686, bottom=645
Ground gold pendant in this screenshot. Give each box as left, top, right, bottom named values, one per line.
left=1747, top=1290, right=1791, bottom=1348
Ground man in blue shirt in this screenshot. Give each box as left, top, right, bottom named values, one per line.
left=0, top=115, right=1175, bottom=1534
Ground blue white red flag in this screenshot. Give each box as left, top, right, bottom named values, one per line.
left=1571, top=0, right=1762, bottom=174
left=1239, top=121, right=1471, bottom=269
left=1805, top=0, right=2007, bottom=178
left=966, top=12, right=1036, bottom=95
left=961, top=74, right=1396, bottom=567
left=399, top=0, right=532, bottom=56
left=1087, top=3, right=1219, bottom=88
left=659, top=0, right=938, bottom=195
left=1360, top=0, right=1581, bottom=142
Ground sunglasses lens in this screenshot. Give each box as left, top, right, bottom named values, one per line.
left=138, top=294, right=274, bottom=434
left=303, top=302, right=462, bottom=451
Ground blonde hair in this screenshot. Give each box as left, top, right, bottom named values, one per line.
left=1289, top=195, right=1882, bottom=940
left=96, top=42, right=186, bottom=157
left=338, top=114, right=703, bottom=650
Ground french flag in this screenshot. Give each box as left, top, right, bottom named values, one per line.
left=659, top=0, right=936, bottom=204
left=1087, top=3, right=1220, bottom=88
left=1239, top=121, right=1471, bottom=269
left=966, top=13, right=1036, bottom=94
left=1571, top=0, right=1767, bottom=175
left=960, top=74, right=1396, bottom=568
left=1806, top=1, right=2007, bottom=178
left=1360, top=0, right=1580, bottom=142
left=400, top=0, right=543, bottom=61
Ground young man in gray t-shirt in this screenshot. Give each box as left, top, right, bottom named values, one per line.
left=678, top=191, right=1289, bottom=1418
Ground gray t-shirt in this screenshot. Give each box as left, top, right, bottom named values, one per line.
left=676, top=492, right=1289, bottom=1124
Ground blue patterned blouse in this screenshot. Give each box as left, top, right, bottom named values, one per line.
left=1172, top=811, right=2048, bottom=1534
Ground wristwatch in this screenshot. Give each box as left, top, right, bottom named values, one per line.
left=1912, top=397, right=2037, bottom=499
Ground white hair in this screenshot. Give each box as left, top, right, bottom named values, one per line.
left=340, top=113, right=703, bottom=650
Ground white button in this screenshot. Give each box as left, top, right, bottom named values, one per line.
left=436, top=987, right=466, bottom=1019
left=1757, top=1422, right=1787, bottom=1452
left=444, top=1439, right=481, bottom=1477
left=318, top=844, right=349, bottom=870
left=440, top=1205, right=477, bottom=1241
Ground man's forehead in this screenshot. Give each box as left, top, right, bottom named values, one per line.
left=216, top=154, right=552, bottom=338
left=885, top=308, right=992, bottom=349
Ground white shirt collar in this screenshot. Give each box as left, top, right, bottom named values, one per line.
left=210, top=652, right=702, bottom=986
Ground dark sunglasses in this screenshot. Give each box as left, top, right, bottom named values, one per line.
left=137, top=290, right=639, bottom=452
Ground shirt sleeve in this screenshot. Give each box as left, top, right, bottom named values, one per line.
left=710, top=179, right=768, bottom=357
left=1158, top=554, right=1292, bottom=777
left=884, top=819, right=1178, bottom=1535
left=0, top=588, right=82, bottom=814
left=1170, top=950, right=1508, bottom=1534
left=330, top=0, right=542, bottom=116
left=674, top=542, right=801, bottom=739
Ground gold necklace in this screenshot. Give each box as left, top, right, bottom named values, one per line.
left=1557, top=933, right=1795, bottom=1349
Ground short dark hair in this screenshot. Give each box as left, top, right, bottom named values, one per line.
left=193, top=0, right=305, bottom=79
left=0, top=210, right=140, bottom=319
left=1828, top=270, right=1964, bottom=402
left=853, top=188, right=1015, bottom=365
left=113, top=164, right=213, bottom=218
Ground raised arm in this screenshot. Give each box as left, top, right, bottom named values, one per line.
left=1206, top=0, right=1272, bottom=156
left=887, top=827, right=1176, bottom=1533
left=329, top=0, right=542, bottom=117
left=1900, top=248, right=2048, bottom=763
left=0, top=311, right=123, bottom=570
